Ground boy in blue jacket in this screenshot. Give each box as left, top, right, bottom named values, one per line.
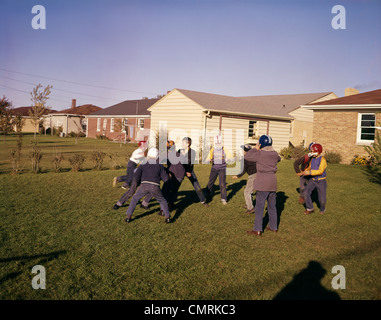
left=125, top=148, right=171, bottom=223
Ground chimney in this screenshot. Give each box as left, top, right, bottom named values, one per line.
left=345, top=88, right=359, bottom=96
left=71, top=99, right=76, bottom=109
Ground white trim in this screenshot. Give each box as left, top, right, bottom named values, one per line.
left=110, top=118, right=114, bottom=132
left=302, top=104, right=381, bottom=110
left=356, top=113, right=376, bottom=144
left=97, top=118, right=101, bottom=132
left=86, top=115, right=150, bottom=118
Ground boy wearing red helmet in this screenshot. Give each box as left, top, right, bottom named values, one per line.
left=302, top=143, right=327, bottom=215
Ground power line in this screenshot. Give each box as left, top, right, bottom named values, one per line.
left=0, top=67, right=160, bottom=96
left=0, top=84, right=70, bottom=104
left=0, top=74, right=125, bottom=102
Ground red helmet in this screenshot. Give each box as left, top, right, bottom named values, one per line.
left=310, top=143, right=323, bottom=154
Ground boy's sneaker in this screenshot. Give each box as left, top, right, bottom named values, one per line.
left=320, top=211, right=325, bottom=215
left=113, top=177, right=118, bottom=187
left=298, top=197, right=305, bottom=204
left=158, top=210, right=164, bottom=216
left=140, top=204, right=149, bottom=210
left=304, top=209, right=314, bottom=215
left=165, top=217, right=171, bottom=224
left=245, top=208, right=255, bottom=214
left=113, top=204, right=120, bottom=210
left=125, top=218, right=131, bottom=223
left=201, top=202, right=209, bottom=207
left=221, top=200, right=227, bottom=205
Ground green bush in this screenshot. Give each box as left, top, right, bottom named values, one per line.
left=91, top=150, right=106, bottom=170
left=325, top=151, right=342, bottom=164
left=280, top=143, right=308, bottom=160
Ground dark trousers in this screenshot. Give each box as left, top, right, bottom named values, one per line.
left=162, top=176, right=182, bottom=205
left=253, top=191, right=277, bottom=232
left=117, top=161, right=136, bottom=187
left=117, top=178, right=151, bottom=206
left=184, top=171, right=206, bottom=203
left=304, top=179, right=327, bottom=212
left=299, top=176, right=310, bottom=199
left=126, top=183, right=170, bottom=219
left=206, top=167, right=227, bottom=201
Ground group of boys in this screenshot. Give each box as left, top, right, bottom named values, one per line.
left=112, top=135, right=328, bottom=235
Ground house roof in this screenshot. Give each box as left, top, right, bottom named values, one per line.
left=308, top=89, right=381, bottom=105
left=11, top=106, right=58, bottom=116
left=172, top=89, right=332, bottom=119
left=89, top=99, right=159, bottom=116
left=55, top=104, right=102, bottom=115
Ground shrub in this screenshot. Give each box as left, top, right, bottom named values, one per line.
left=280, top=143, right=308, bottom=160
left=30, top=140, right=43, bottom=173
left=96, top=134, right=109, bottom=141
left=364, top=125, right=381, bottom=166
left=51, top=147, right=64, bottom=172
left=108, top=152, right=121, bottom=170
left=69, top=154, right=86, bottom=172
left=351, top=155, right=372, bottom=166
left=91, top=150, right=106, bottom=170
left=325, top=151, right=342, bottom=164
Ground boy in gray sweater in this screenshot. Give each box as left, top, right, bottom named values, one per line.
left=244, top=135, right=281, bottom=236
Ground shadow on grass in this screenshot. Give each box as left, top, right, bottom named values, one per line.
left=204, top=180, right=246, bottom=203
left=273, top=261, right=341, bottom=300
left=362, top=166, right=381, bottom=185
left=0, top=250, right=67, bottom=284
left=171, top=190, right=202, bottom=223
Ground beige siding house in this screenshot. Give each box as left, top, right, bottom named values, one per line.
left=302, top=88, right=381, bottom=164
left=148, top=89, right=336, bottom=158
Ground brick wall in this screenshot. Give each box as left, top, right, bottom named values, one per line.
left=313, top=110, right=381, bottom=164
left=87, top=117, right=151, bottom=142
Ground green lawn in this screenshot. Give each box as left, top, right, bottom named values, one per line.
left=0, top=134, right=381, bottom=300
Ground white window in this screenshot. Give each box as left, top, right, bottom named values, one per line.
left=248, top=120, right=257, bottom=138
left=138, top=118, right=144, bottom=129
left=357, top=113, right=376, bottom=144
left=122, top=119, right=128, bottom=133
left=103, top=119, right=107, bottom=131
left=81, top=118, right=87, bottom=131
left=110, top=118, right=114, bottom=132
left=97, top=118, right=101, bottom=131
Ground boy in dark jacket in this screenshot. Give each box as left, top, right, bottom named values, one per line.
left=293, top=142, right=315, bottom=204
left=125, top=148, right=171, bottom=223
left=178, top=137, right=208, bottom=207
left=232, top=144, right=257, bottom=213
left=245, top=135, right=281, bottom=236
left=162, top=140, right=186, bottom=210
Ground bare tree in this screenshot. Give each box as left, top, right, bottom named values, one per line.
left=29, top=83, right=53, bottom=139
left=0, top=96, right=13, bottom=143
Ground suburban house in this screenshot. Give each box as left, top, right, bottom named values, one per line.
left=302, top=88, right=381, bottom=164
left=43, top=99, right=101, bottom=136
left=147, top=88, right=337, bottom=157
left=11, top=106, right=57, bottom=133
left=86, top=98, right=159, bottom=142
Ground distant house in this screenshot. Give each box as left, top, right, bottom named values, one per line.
left=302, top=88, right=381, bottom=164
left=44, top=99, right=101, bottom=136
left=11, top=106, right=57, bottom=133
left=86, top=98, right=159, bottom=142
left=147, top=88, right=337, bottom=155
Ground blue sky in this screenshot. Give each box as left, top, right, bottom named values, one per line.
left=1, top=0, right=380, bottom=110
